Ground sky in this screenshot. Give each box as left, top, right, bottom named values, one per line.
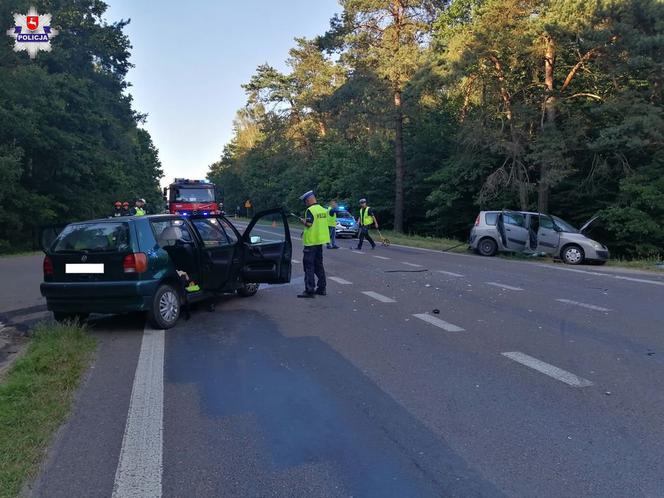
left=104, top=0, right=341, bottom=187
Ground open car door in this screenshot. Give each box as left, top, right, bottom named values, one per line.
left=497, top=211, right=529, bottom=251
left=241, top=208, right=292, bottom=284
left=535, top=214, right=560, bottom=254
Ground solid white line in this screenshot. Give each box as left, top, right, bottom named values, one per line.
left=291, top=259, right=300, bottom=264
left=373, top=255, right=391, bottom=260
left=361, top=291, right=396, bottom=303
left=486, top=282, right=524, bottom=291
left=614, top=276, right=664, bottom=287
left=329, top=276, right=352, bottom=285
left=402, top=262, right=423, bottom=267
left=540, top=265, right=610, bottom=277
left=502, top=352, right=593, bottom=387
left=113, top=327, right=165, bottom=498
left=438, top=270, right=464, bottom=277
left=413, top=313, right=465, bottom=332
left=556, top=299, right=612, bottom=312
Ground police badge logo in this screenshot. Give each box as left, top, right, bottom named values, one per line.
left=6, top=6, right=58, bottom=59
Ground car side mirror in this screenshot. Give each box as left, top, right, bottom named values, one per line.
left=250, top=235, right=262, bottom=244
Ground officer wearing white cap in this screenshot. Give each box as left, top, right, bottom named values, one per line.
left=297, top=190, right=330, bottom=298
left=132, top=198, right=147, bottom=216
left=354, top=198, right=378, bottom=250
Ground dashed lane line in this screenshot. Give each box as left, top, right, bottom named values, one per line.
left=486, top=282, right=524, bottom=291
left=413, top=313, right=465, bottom=332
left=438, top=270, right=464, bottom=277
left=401, top=262, right=423, bottom=267
left=291, top=259, right=300, bottom=264
left=502, top=351, right=593, bottom=388
left=361, top=291, right=396, bottom=303
left=556, top=299, right=612, bottom=312
left=113, top=327, right=164, bottom=498
left=329, top=276, right=353, bottom=285
left=373, top=255, right=391, bottom=260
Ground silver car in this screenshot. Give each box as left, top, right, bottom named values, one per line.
left=469, top=210, right=609, bottom=265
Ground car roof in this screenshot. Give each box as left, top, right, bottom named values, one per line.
left=482, top=210, right=544, bottom=216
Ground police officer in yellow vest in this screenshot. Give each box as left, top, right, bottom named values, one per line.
left=354, top=198, right=378, bottom=250
left=326, top=200, right=341, bottom=250
left=298, top=190, right=330, bottom=298
left=132, top=198, right=147, bottom=216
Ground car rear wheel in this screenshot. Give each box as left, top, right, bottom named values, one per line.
left=53, top=312, right=89, bottom=323
left=478, top=237, right=498, bottom=257
left=237, top=282, right=259, bottom=297
left=562, top=244, right=585, bottom=265
left=148, top=284, right=180, bottom=329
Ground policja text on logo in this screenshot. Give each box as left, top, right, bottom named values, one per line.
left=6, top=6, right=58, bottom=59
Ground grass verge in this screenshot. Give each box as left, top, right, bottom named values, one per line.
left=0, top=321, right=96, bottom=498
left=376, top=230, right=468, bottom=253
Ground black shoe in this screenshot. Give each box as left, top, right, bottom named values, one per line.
left=315, top=288, right=327, bottom=296
left=371, top=245, right=376, bottom=250
left=297, top=292, right=315, bottom=298
left=326, top=245, right=332, bottom=249
left=331, top=246, right=340, bottom=249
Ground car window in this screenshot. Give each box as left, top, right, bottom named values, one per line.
left=151, top=220, right=194, bottom=244
left=540, top=216, right=555, bottom=230
left=192, top=218, right=234, bottom=247
left=504, top=213, right=526, bottom=227
left=52, top=222, right=130, bottom=253
left=218, top=218, right=238, bottom=244
left=337, top=211, right=352, bottom=218
left=484, top=213, right=498, bottom=225
left=552, top=216, right=579, bottom=233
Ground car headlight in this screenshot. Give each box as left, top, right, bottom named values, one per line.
left=590, top=241, right=603, bottom=250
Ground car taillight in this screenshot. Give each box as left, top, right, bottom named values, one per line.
left=123, top=253, right=148, bottom=273
left=43, top=255, right=53, bottom=276
left=474, top=215, right=480, bottom=226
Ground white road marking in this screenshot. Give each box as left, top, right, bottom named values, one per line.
left=291, top=259, right=300, bottom=264
left=373, top=255, right=390, bottom=260
left=614, top=276, right=664, bottom=287
left=361, top=291, right=396, bottom=303
left=402, top=262, right=423, bottom=267
left=329, top=276, right=353, bottom=285
left=556, top=299, right=612, bottom=312
left=541, top=264, right=664, bottom=287
left=502, top=351, right=593, bottom=387
left=438, top=270, right=464, bottom=277
left=113, top=327, right=165, bottom=498
left=350, top=250, right=366, bottom=255
left=413, top=313, right=465, bottom=332
left=486, top=282, right=524, bottom=291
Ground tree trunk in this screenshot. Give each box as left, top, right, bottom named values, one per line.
left=539, top=35, right=556, bottom=213
left=393, top=89, right=405, bottom=233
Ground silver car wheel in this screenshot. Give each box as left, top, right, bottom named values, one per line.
left=159, top=290, right=179, bottom=322
left=564, top=246, right=583, bottom=264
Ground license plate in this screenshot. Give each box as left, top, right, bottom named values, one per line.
left=66, top=263, right=104, bottom=274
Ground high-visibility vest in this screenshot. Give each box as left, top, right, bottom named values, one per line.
left=327, top=207, right=337, bottom=227
left=134, top=207, right=146, bottom=216
left=302, top=204, right=331, bottom=246
left=360, top=207, right=374, bottom=226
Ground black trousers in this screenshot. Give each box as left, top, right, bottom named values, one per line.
left=357, top=226, right=375, bottom=249
left=303, top=244, right=326, bottom=293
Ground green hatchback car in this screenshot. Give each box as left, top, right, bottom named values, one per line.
left=40, top=209, right=292, bottom=329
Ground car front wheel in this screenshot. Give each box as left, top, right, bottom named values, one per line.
left=478, top=237, right=498, bottom=257
left=562, top=245, right=585, bottom=265
left=237, top=282, right=259, bottom=297
left=148, top=284, right=181, bottom=329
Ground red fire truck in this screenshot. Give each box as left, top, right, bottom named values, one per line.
left=163, top=178, right=222, bottom=216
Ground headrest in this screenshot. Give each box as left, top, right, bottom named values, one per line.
left=158, top=226, right=183, bottom=246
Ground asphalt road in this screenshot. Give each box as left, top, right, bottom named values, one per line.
left=10, top=227, right=664, bottom=497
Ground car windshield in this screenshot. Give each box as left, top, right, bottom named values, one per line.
left=52, top=222, right=130, bottom=253
left=552, top=216, right=579, bottom=233
left=337, top=211, right=353, bottom=218
left=173, top=187, right=214, bottom=202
